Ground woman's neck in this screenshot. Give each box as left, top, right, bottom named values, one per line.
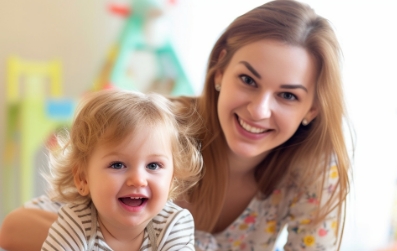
left=227, top=149, right=268, bottom=180
left=212, top=151, right=262, bottom=233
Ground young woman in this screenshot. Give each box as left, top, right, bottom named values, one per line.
left=0, top=0, right=351, bottom=250
left=42, top=89, right=202, bottom=250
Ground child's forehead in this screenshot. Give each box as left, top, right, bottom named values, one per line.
left=101, top=122, right=176, bottom=146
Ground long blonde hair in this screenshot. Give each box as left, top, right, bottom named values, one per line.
left=181, top=0, right=350, bottom=240
left=46, top=89, right=203, bottom=204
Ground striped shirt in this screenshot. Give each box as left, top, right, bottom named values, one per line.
left=40, top=200, right=195, bottom=251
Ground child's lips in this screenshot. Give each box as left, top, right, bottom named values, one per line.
left=119, top=197, right=148, bottom=207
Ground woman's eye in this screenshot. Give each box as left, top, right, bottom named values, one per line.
left=146, top=163, right=161, bottom=171
left=280, top=92, right=297, bottom=101
left=240, top=75, right=256, bottom=86
left=110, top=162, right=125, bottom=169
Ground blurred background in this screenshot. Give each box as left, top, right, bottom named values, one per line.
left=1, top=0, right=397, bottom=250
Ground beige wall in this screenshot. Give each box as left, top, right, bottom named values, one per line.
left=0, top=0, right=123, bottom=220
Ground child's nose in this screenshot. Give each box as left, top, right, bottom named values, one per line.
left=126, top=168, right=148, bottom=187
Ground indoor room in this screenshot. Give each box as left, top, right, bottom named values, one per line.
left=1, top=0, right=397, bottom=250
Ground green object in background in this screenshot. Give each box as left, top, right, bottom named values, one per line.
left=2, top=56, right=74, bottom=213
left=95, top=0, right=194, bottom=96
left=3, top=98, right=74, bottom=212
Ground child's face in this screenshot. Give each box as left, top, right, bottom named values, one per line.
left=83, top=126, right=174, bottom=233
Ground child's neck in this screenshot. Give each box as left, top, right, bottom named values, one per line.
left=98, top=216, right=146, bottom=251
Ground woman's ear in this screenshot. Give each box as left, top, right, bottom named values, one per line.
left=214, top=71, right=223, bottom=87
left=304, top=103, right=319, bottom=124
left=73, top=166, right=89, bottom=196
left=214, top=49, right=228, bottom=87
left=218, top=49, right=227, bottom=62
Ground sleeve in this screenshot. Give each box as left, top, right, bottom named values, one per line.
left=41, top=205, right=87, bottom=251
left=284, top=162, right=341, bottom=251
left=158, top=209, right=195, bottom=251
left=24, top=194, right=63, bottom=213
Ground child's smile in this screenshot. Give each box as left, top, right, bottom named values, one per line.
left=119, top=197, right=149, bottom=212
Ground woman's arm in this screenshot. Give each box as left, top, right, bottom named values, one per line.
left=0, top=207, right=57, bottom=251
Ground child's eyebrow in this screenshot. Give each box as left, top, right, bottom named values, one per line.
left=148, top=154, right=171, bottom=160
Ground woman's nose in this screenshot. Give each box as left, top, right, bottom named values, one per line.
left=126, top=168, right=148, bottom=187
left=247, top=93, right=272, bottom=120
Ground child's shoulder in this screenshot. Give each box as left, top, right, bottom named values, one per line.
left=156, top=201, right=191, bottom=217
left=152, top=200, right=194, bottom=228
left=150, top=201, right=195, bottom=249
left=24, top=194, right=63, bottom=212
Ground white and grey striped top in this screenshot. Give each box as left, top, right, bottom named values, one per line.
left=40, top=200, right=195, bottom=251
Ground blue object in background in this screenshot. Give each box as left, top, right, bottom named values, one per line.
left=45, top=99, right=75, bottom=120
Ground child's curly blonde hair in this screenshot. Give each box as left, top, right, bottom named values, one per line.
left=45, top=89, right=203, bottom=205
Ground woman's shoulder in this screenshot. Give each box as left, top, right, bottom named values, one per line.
left=288, top=153, right=338, bottom=185
left=282, top=153, right=341, bottom=202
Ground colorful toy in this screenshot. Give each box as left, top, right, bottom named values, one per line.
left=2, top=56, right=74, bottom=211
left=93, top=0, right=194, bottom=96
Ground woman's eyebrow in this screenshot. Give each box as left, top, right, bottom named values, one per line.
left=280, top=84, right=308, bottom=93
left=239, top=61, right=261, bottom=79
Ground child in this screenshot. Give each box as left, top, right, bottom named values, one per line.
left=41, top=89, right=203, bottom=250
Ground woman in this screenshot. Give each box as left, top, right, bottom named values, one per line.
left=0, top=0, right=350, bottom=250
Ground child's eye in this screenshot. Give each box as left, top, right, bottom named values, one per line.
left=146, top=163, right=161, bottom=171
left=280, top=92, right=297, bottom=101
left=240, top=75, right=256, bottom=86
left=109, top=162, right=126, bottom=169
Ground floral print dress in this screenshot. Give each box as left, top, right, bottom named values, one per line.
left=195, top=163, right=341, bottom=251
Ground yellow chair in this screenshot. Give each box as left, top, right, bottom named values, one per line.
left=3, top=56, right=73, bottom=211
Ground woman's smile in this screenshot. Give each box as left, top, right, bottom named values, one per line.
left=237, top=115, right=270, bottom=134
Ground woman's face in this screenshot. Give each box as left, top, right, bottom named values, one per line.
left=215, top=39, right=318, bottom=161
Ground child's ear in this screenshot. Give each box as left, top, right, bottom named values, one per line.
left=73, top=166, right=89, bottom=196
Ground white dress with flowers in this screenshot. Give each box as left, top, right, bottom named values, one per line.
left=195, top=162, right=340, bottom=251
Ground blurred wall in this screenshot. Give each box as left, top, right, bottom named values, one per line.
left=0, top=0, right=124, bottom=222
left=0, top=0, right=194, bottom=223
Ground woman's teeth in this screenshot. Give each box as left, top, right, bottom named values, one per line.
left=238, top=118, right=267, bottom=133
